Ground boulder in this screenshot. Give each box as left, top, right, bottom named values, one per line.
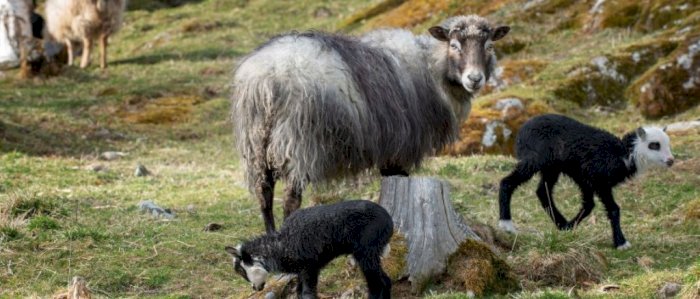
left=627, top=35, right=700, bottom=118
left=442, top=97, right=549, bottom=156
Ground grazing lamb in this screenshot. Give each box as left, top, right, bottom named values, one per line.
left=498, top=114, right=674, bottom=249
left=45, top=0, right=127, bottom=68
left=232, top=15, right=510, bottom=233
left=225, top=200, right=393, bottom=299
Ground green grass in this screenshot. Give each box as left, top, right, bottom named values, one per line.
left=1, top=0, right=700, bottom=298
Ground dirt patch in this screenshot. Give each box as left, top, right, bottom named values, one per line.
left=118, top=95, right=204, bottom=124
left=512, top=247, right=608, bottom=289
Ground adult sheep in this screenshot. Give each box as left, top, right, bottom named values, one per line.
left=45, top=0, right=127, bottom=69
left=232, top=15, right=510, bottom=233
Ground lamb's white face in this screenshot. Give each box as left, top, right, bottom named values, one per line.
left=225, top=245, right=269, bottom=291
left=634, top=127, right=674, bottom=171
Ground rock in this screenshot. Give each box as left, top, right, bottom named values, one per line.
left=627, top=36, right=700, bottom=118
left=658, top=282, right=682, bottom=298
left=134, top=163, right=151, bottom=177
left=88, top=164, right=108, bottom=172
left=664, top=120, right=700, bottom=133
left=138, top=200, right=175, bottom=219
left=100, top=151, right=127, bottom=161
left=203, top=223, right=222, bottom=232
left=553, top=38, right=678, bottom=107
left=441, top=97, right=550, bottom=156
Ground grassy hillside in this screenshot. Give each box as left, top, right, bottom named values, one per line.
left=1, top=0, right=699, bottom=298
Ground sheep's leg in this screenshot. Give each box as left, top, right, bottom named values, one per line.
left=65, top=39, right=74, bottom=66
left=536, top=170, right=568, bottom=229
left=354, top=251, right=391, bottom=299
left=298, top=269, right=319, bottom=299
left=283, top=184, right=302, bottom=219
left=565, top=188, right=595, bottom=230
left=257, top=168, right=276, bottom=234
left=598, top=188, right=630, bottom=250
left=99, top=34, right=108, bottom=69
left=79, top=37, right=92, bottom=68
left=296, top=273, right=304, bottom=298
left=498, top=162, right=537, bottom=232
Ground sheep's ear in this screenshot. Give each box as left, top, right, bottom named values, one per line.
left=429, top=26, right=449, bottom=42
left=662, top=126, right=667, bottom=132
left=225, top=245, right=241, bottom=258
left=636, top=127, right=647, bottom=141
left=491, top=26, right=510, bottom=41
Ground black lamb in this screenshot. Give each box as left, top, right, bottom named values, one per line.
left=498, top=114, right=674, bottom=249
left=225, top=200, right=393, bottom=299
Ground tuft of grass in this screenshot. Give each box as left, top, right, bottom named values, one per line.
left=27, top=216, right=61, bottom=231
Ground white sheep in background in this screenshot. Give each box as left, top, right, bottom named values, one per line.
left=45, top=0, right=127, bottom=69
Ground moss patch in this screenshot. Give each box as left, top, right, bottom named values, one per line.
left=441, top=239, right=520, bottom=297
left=383, top=231, right=409, bottom=281
left=118, top=95, right=204, bottom=124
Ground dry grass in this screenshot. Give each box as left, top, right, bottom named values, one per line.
left=512, top=247, right=608, bottom=289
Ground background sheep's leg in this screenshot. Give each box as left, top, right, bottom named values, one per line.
left=79, top=37, right=92, bottom=68
left=65, top=39, right=74, bottom=66
left=536, top=170, right=568, bottom=229
left=99, top=34, right=108, bottom=69
left=598, top=188, right=629, bottom=249
left=565, top=188, right=595, bottom=229
left=257, top=168, right=276, bottom=233
left=283, top=184, right=302, bottom=219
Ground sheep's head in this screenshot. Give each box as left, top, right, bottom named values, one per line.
left=225, top=245, right=269, bottom=291
left=633, top=127, right=674, bottom=171
left=429, top=15, right=509, bottom=94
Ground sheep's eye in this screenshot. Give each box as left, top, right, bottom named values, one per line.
left=648, top=142, right=660, bottom=151
left=450, top=43, right=460, bottom=51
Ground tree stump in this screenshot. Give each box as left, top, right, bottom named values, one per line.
left=379, top=176, right=481, bottom=292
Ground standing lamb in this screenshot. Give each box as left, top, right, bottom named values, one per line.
left=232, top=15, right=510, bottom=233
left=225, top=200, right=394, bottom=299
left=45, top=0, right=127, bottom=69
left=498, top=114, right=674, bottom=249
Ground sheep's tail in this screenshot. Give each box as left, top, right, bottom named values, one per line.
left=232, top=72, right=372, bottom=191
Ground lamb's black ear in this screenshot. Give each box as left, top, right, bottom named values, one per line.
left=429, top=26, right=449, bottom=42
left=225, top=245, right=241, bottom=258
left=492, top=26, right=510, bottom=41
left=662, top=126, right=668, bottom=132
left=636, top=127, right=647, bottom=141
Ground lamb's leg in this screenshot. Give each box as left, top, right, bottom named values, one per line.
left=354, top=251, right=391, bottom=299
left=283, top=184, right=302, bottom=219
left=257, top=168, right=276, bottom=234
left=296, top=273, right=304, bottom=298
left=298, top=269, right=319, bottom=299
left=79, top=37, right=92, bottom=68
left=99, top=34, right=108, bottom=69
left=498, top=162, right=537, bottom=233
left=536, top=170, right=568, bottom=229
left=598, top=188, right=630, bottom=250
left=65, top=39, right=73, bottom=66
left=565, top=188, right=595, bottom=230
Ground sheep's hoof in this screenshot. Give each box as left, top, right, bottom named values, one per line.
left=616, top=241, right=632, bottom=250
left=498, top=220, right=518, bottom=233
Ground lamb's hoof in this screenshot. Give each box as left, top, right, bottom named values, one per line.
left=498, top=220, right=518, bottom=233
left=616, top=241, right=632, bottom=250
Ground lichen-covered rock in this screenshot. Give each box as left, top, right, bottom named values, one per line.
left=441, top=239, right=520, bottom=297
left=483, top=59, right=546, bottom=95
left=587, top=0, right=699, bottom=33
left=627, top=35, right=700, bottom=118
left=552, top=38, right=678, bottom=107
left=441, top=97, right=550, bottom=156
